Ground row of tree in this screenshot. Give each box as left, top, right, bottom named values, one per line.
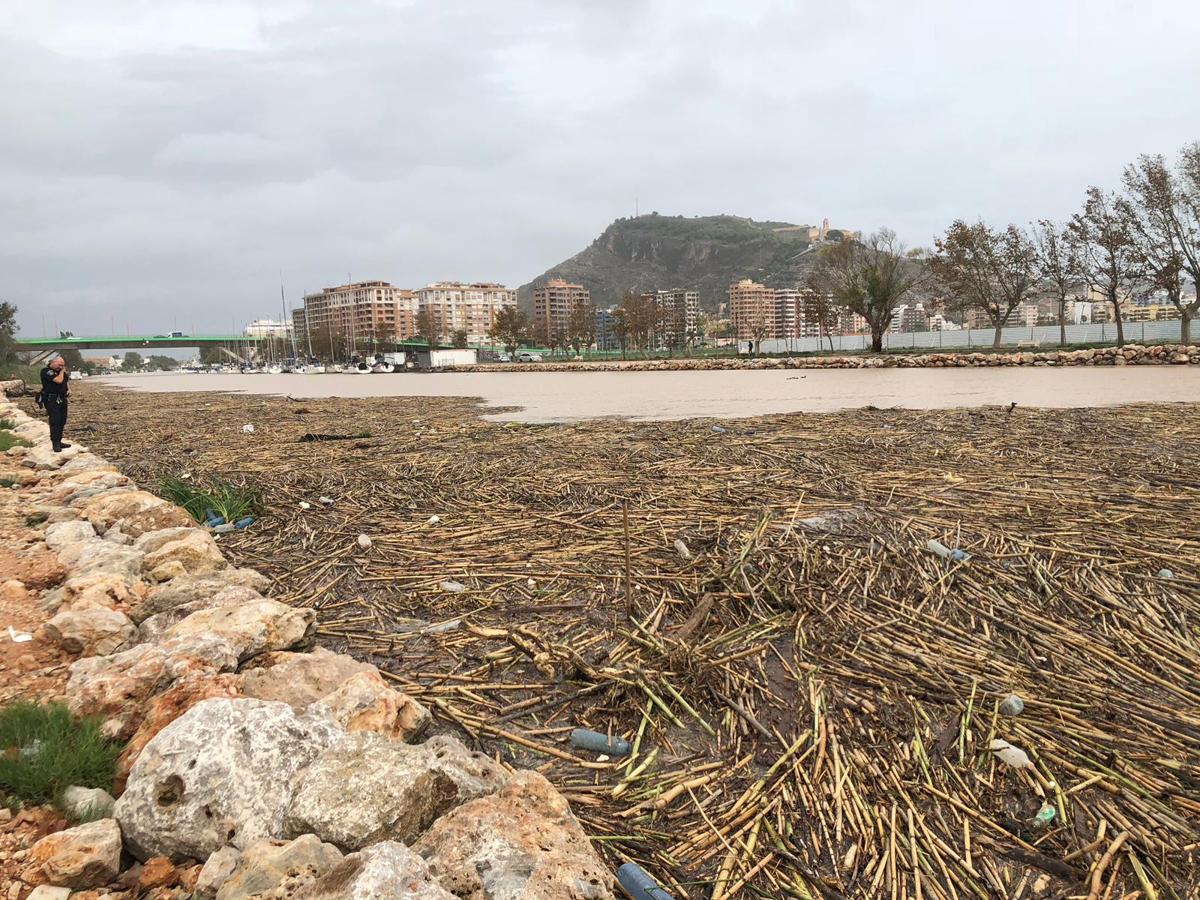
left=811, top=141, right=1200, bottom=352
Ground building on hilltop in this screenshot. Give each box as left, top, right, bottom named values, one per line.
left=533, top=279, right=591, bottom=346
left=415, top=282, right=517, bottom=344
left=295, top=281, right=418, bottom=355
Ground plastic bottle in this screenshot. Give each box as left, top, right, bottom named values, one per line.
left=999, top=695, right=1024, bottom=716
left=569, top=728, right=632, bottom=757
left=617, top=862, right=676, bottom=900
left=927, top=539, right=970, bottom=562
left=989, top=739, right=1031, bottom=769
left=234, top=516, right=254, bottom=529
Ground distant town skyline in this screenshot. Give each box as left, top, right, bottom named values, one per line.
left=4, top=0, right=1200, bottom=336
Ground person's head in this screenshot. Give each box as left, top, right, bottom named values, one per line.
left=48, top=354, right=64, bottom=371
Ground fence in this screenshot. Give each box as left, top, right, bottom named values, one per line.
left=751, top=320, right=1185, bottom=356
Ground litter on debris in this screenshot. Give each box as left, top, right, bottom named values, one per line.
left=242, top=424, right=255, bottom=433
left=7, top=626, right=33, bottom=644
left=440, top=580, right=466, bottom=593
left=356, top=534, right=372, bottom=549
left=673, top=539, right=692, bottom=560
left=570, top=728, right=632, bottom=756
left=927, top=538, right=970, bottom=562
left=999, top=694, right=1025, bottom=716
left=989, top=738, right=1032, bottom=769
left=617, top=862, right=676, bottom=900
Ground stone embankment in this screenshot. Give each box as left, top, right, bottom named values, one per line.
left=0, top=380, right=614, bottom=900
left=458, top=343, right=1200, bottom=373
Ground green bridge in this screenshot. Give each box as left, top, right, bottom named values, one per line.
left=12, top=334, right=265, bottom=363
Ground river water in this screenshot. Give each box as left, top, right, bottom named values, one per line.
left=96, top=368, right=1200, bottom=422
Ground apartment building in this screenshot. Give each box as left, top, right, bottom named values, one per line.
left=244, top=318, right=294, bottom=339
left=296, top=282, right=418, bottom=349
left=731, top=281, right=842, bottom=341
left=595, top=306, right=619, bottom=351
left=642, top=289, right=699, bottom=347
left=416, top=282, right=517, bottom=344
left=532, top=279, right=591, bottom=343
left=729, top=279, right=777, bottom=341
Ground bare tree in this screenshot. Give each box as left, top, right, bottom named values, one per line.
left=1068, top=187, right=1140, bottom=348
left=932, top=221, right=1038, bottom=349
left=566, top=300, right=596, bottom=357
left=1031, top=220, right=1083, bottom=348
left=1124, top=149, right=1200, bottom=344
left=808, top=229, right=929, bottom=353
left=415, top=307, right=442, bottom=348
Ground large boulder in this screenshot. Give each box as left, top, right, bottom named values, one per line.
left=116, top=503, right=199, bottom=539
left=67, top=632, right=240, bottom=739
left=285, top=732, right=506, bottom=851
left=215, top=835, right=343, bottom=900
left=241, top=648, right=375, bottom=709
left=415, top=771, right=614, bottom=900
left=140, top=529, right=228, bottom=578
left=114, top=698, right=344, bottom=860
left=26, top=819, right=122, bottom=889
left=129, top=569, right=272, bottom=623
left=164, top=599, right=315, bottom=664
left=311, top=671, right=431, bottom=742
left=39, top=572, right=147, bottom=616
left=196, top=847, right=241, bottom=900
left=43, top=606, right=138, bottom=657
left=59, top=786, right=116, bottom=821
left=53, top=471, right=130, bottom=505
left=44, top=520, right=97, bottom=551
left=115, top=672, right=244, bottom=789
left=80, top=490, right=167, bottom=533
left=54, top=539, right=144, bottom=579
left=295, top=841, right=454, bottom=900
left=137, top=586, right=263, bottom=643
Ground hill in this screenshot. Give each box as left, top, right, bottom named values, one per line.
left=519, top=214, right=841, bottom=311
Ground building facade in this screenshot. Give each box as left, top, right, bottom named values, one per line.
left=415, top=282, right=517, bottom=344
left=532, top=279, right=591, bottom=344
left=296, top=281, right=418, bottom=353
left=643, top=289, right=699, bottom=348
left=595, top=306, right=619, bottom=351
left=731, top=281, right=846, bottom=341
left=243, top=318, right=294, bottom=339
left=729, top=279, right=777, bottom=341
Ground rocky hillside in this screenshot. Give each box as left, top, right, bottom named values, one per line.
left=519, top=213, right=833, bottom=311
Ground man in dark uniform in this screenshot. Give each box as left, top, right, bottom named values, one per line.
left=40, top=353, right=71, bottom=452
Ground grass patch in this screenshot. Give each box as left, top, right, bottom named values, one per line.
left=0, top=432, right=30, bottom=452
left=0, top=418, right=15, bottom=430
left=0, top=477, right=16, bottom=489
left=0, top=702, right=122, bottom=806
left=159, top=475, right=264, bottom=524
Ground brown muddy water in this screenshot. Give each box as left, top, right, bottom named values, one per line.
left=97, top=367, right=1200, bottom=422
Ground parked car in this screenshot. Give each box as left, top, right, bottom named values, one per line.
left=515, top=351, right=543, bottom=362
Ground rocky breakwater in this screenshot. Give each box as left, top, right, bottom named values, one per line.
left=456, top=342, right=1200, bottom=372
left=0, top=380, right=615, bottom=900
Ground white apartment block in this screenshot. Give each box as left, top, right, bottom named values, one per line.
left=416, top=282, right=517, bottom=344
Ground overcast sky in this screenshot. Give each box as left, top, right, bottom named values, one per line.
left=3, top=0, right=1199, bottom=336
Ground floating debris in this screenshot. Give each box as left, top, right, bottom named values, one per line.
left=999, top=694, right=1025, bottom=716
left=356, top=534, right=372, bottom=549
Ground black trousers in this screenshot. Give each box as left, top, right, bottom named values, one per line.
left=47, top=395, right=68, bottom=448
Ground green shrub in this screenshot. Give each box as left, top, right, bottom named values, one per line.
left=0, top=702, right=122, bottom=806
left=159, top=476, right=263, bottom=524
left=0, top=418, right=15, bottom=430
left=0, top=432, right=30, bottom=452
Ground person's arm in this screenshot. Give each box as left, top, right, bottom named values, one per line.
left=52, top=369, right=66, bottom=384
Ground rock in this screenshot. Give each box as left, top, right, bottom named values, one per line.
left=115, top=672, right=244, bottom=789
left=26, top=888, right=72, bottom=900
left=134, top=526, right=201, bottom=555
left=149, top=559, right=189, bottom=582
left=129, top=569, right=271, bottom=623
left=3, top=549, right=67, bottom=589
left=139, top=856, right=180, bottom=889
left=1, top=579, right=27, bottom=603
left=241, top=648, right=375, bottom=709
left=311, top=672, right=431, bottom=743
left=54, top=540, right=144, bottom=579
left=22, top=445, right=82, bottom=470
left=116, top=504, right=199, bottom=539
left=296, top=841, right=454, bottom=899
left=27, top=818, right=122, bottom=889
left=80, top=490, right=168, bottom=533
left=114, top=698, right=344, bottom=860
left=215, top=835, right=343, bottom=900
left=60, top=786, right=116, bottom=821
left=416, top=771, right=614, bottom=900
left=140, top=528, right=228, bottom=577
left=39, top=573, right=147, bottom=616
left=137, top=585, right=263, bottom=643
left=196, top=846, right=241, bottom=900
left=44, top=607, right=138, bottom=657
left=285, top=732, right=506, bottom=850
left=44, top=520, right=98, bottom=550
left=58, top=454, right=113, bottom=474
left=67, top=633, right=240, bottom=739
left=163, top=599, right=315, bottom=663
left=54, top=471, right=130, bottom=505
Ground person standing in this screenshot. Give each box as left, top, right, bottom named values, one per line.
left=40, top=353, right=71, bottom=452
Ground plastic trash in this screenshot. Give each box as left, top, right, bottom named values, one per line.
left=424, top=618, right=462, bottom=634
left=440, top=580, right=466, bottom=593
left=1157, top=568, right=1174, bottom=579
left=710, top=425, right=726, bottom=434
left=674, top=539, right=692, bottom=560
left=999, top=695, right=1025, bottom=716
left=617, top=862, right=676, bottom=900
left=427, top=515, right=441, bottom=525
left=1035, top=802, right=1057, bottom=825
left=527, top=577, right=536, bottom=587
left=571, top=728, right=632, bottom=756
left=212, top=523, right=236, bottom=534
left=7, top=625, right=33, bottom=644
left=357, top=534, right=372, bottom=549
left=234, top=516, right=254, bottom=529
left=242, top=424, right=255, bottom=433
left=205, top=515, right=226, bottom=527
left=298, top=501, right=311, bottom=510
left=989, top=739, right=1031, bottom=769
left=927, top=539, right=970, bottom=563
left=319, top=496, right=334, bottom=506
